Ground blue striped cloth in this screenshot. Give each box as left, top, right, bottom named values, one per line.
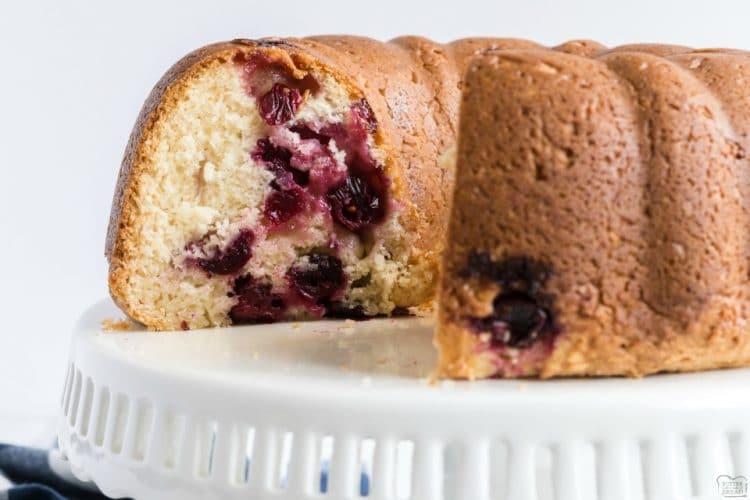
left=0, top=444, right=112, bottom=500
left=0, top=443, right=370, bottom=499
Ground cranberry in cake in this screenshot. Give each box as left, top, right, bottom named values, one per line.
left=461, top=253, right=558, bottom=350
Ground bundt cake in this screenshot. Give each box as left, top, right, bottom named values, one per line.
left=437, top=43, right=750, bottom=378
left=106, top=36, right=542, bottom=330
left=108, top=36, right=750, bottom=380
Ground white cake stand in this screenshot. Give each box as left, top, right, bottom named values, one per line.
left=57, top=299, right=750, bottom=500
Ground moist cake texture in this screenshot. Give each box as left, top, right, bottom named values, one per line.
left=107, top=36, right=541, bottom=330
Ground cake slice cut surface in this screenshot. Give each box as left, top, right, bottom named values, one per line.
left=108, top=41, right=405, bottom=329
left=107, top=37, right=538, bottom=330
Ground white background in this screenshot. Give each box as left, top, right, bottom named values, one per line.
left=1, top=0, right=749, bottom=445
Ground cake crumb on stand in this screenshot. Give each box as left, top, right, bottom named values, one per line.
left=101, top=318, right=135, bottom=332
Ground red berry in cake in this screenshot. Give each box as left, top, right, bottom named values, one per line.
left=253, top=137, right=291, bottom=171
left=284, top=99, right=387, bottom=206
left=259, top=83, right=302, bottom=125
left=351, top=99, right=377, bottom=133
left=264, top=186, right=307, bottom=226
left=287, top=253, right=345, bottom=303
left=230, top=275, right=286, bottom=323
left=326, top=175, right=385, bottom=232
left=197, top=230, right=254, bottom=275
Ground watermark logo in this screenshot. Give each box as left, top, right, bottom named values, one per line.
left=717, top=475, right=748, bottom=498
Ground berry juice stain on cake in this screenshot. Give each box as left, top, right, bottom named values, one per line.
left=230, top=275, right=287, bottom=323
left=258, top=83, right=302, bottom=125
left=461, top=252, right=560, bottom=371
left=175, top=49, right=395, bottom=325
left=185, top=230, right=255, bottom=276
left=287, top=253, right=346, bottom=304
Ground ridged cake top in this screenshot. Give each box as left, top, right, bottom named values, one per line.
left=440, top=41, right=750, bottom=377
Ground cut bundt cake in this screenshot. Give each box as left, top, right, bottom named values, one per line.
left=109, top=36, right=750, bottom=379
left=437, top=43, right=750, bottom=378
left=107, top=36, right=542, bottom=330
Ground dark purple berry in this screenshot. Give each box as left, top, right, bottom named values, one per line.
left=287, top=253, right=345, bottom=302
left=252, top=138, right=308, bottom=187
left=264, top=187, right=306, bottom=226
left=326, top=175, right=385, bottom=232
left=259, top=83, right=302, bottom=125
left=230, top=275, right=286, bottom=323
left=197, top=230, right=253, bottom=275
left=474, top=293, right=550, bottom=348
left=463, top=253, right=559, bottom=349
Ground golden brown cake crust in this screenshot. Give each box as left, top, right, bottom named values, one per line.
left=438, top=43, right=750, bottom=379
